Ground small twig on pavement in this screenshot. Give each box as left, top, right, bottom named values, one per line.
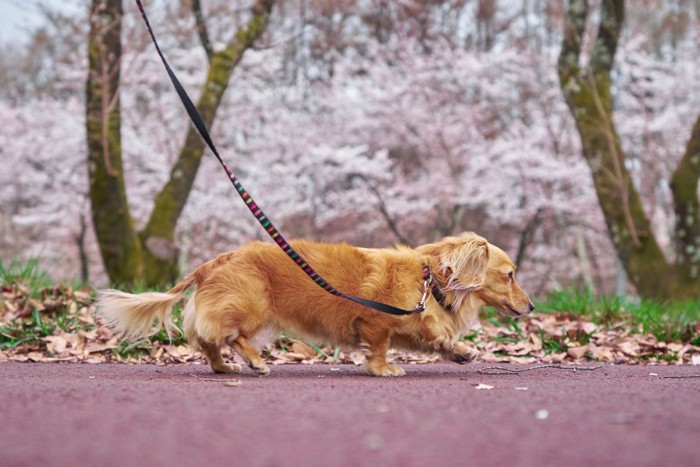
left=477, top=364, right=604, bottom=375
left=190, top=373, right=240, bottom=383
left=659, top=375, right=700, bottom=379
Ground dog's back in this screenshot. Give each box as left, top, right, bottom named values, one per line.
left=189, top=241, right=423, bottom=347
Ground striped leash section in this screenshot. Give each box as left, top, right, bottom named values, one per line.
left=134, top=0, right=428, bottom=316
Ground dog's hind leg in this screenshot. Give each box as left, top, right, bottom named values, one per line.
left=229, top=336, right=270, bottom=376
left=199, top=340, right=242, bottom=374
left=182, top=293, right=240, bottom=374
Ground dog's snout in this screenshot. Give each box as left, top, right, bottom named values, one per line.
left=528, top=301, right=535, bottom=313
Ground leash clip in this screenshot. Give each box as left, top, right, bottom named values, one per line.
left=416, top=274, right=432, bottom=312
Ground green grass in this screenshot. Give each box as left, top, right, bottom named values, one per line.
left=536, top=288, right=700, bottom=344
left=0, top=258, right=52, bottom=290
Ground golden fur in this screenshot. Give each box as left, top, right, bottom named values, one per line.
left=97, top=232, right=533, bottom=377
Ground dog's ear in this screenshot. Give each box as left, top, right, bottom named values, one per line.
left=438, top=236, right=489, bottom=292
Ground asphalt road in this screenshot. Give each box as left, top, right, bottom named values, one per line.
left=1, top=362, right=698, bottom=467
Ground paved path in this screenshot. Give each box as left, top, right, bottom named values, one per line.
left=1, top=362, right=698, bottom=466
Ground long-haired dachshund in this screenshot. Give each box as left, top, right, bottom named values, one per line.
left=97, top=232, right=533, bottom=376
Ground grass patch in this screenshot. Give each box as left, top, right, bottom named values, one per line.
left=0, top=258, right=52, bottom=291
left=536, top=288, right=700, bottom=343
left=0, top=259, right=187, bottom=356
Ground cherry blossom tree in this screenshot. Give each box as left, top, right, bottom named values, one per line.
left=558, top=0, right=700, bottom=300
left=1, top=0, right=697, bottom=300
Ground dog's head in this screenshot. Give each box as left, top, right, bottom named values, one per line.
left=474, top=243, right=534, bottom=317
left=416, top=232, right=534, bottom=316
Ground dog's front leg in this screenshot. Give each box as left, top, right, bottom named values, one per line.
left=421, top=315, right=479, bottom=364
left=420, top=315, right=454, bottom=353
left=445, top=341, right=480, bottom=364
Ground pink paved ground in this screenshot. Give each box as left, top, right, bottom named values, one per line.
left=1, top=362, right=698, bottom=467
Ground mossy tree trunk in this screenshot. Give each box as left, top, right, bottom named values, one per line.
left=86, top=0, right=274, bottom=287
left=87, top=0, right=144, bottom=285
left=670, top=115, right=700, bottom=283
left=557, top=0, right=700, bottom=300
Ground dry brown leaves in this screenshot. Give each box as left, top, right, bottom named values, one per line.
left=1, top=284, right=698, bottom=366
left=475, top=314, right=699, bottom=365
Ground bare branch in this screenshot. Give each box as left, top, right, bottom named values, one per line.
left=478, top=365, right=604, bottom=375
left=191, top=0, right=213, bottom=62
left=557, top=0, right=588, bottom=81
left=590, top=0, right=624, bottom=74
left=514, top=208, right=544, bottom=268
left=356, top=174, right=412, bottom=246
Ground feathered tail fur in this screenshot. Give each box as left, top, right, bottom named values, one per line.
left=96, top=276, right=195, bottom=340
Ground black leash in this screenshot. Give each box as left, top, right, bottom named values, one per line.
left=134, top=0, right=431, bottom=316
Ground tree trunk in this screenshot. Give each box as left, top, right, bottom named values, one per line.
left=670, top=114, right=700, bottom=281
left=86, top=0, right=274, bottom=287
left=557, top=0, right=700, bottom=300
left=86, top=0, right=144, bottom=285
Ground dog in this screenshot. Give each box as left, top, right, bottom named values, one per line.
left=97, top=232, right=534, bottom=376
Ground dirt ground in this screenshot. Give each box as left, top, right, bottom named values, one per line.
left=1, top=361, right=698, bottom=467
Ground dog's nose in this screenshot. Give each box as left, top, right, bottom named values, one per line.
left=528, top=301, right=535, bottom=313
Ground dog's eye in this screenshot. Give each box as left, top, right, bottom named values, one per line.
left=507, top=271, right=514, bottom=281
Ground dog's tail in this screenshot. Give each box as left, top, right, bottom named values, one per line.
left=96, top=274, right=197, bottom=340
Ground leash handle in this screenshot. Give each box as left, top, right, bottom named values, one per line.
left=134, top=0, right=425, bottom=316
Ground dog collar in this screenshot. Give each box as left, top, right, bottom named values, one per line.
left=421, top=265, right=453, bottom=313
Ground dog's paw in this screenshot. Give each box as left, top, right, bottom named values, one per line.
left=212, top=363, right=242, bottom=374
left=450, top=343, right=480, bottom=364
left=252, top=362, right=271, bottom=376
left=368, top=364, right=406, bottom=377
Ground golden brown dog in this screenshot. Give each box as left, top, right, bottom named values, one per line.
left=97, top=232, right=533, bottom=376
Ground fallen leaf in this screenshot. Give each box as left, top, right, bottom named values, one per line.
left=44, top=336, right=67, bottom=354
left=589, top=345, right=615, bottom=361
left=61, top=332, right=81, bottom=349
left=542, top=352, right=567, bottom=363
left=85, top=342, right=116, bottom=354
left=97, top=326, right=114, bottom=341
left=291, top=341, right=317, bottom=359
left=617, top=341, right=639, bottom=357
left=282, top=352, right=308, bottom=361
left=567, top=346, right=588, bottom=360
left=27, top=352, right=45, bottom=362
left=348, top=352, right=365, bottom=366
left=578, top=321, right=597, bottom=334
